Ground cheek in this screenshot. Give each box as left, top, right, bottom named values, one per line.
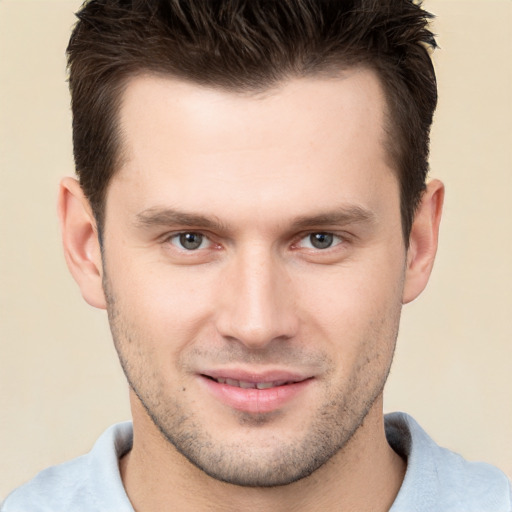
left=295, top=253, right=405, bottom=358
left=106, top=256, right=218, bottom=356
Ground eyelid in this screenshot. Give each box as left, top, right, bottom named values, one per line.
left=160, top=229, right=350, bottom=253
left=175, top=233, right=206, bottom=250
left=292, top=231, right=347, bottom=250
left=163, top=230, right=217, bottom=251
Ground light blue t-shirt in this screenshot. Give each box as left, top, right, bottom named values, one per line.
left=2, top=413, right=511, bottom=511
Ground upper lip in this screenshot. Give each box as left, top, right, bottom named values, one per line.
left=199, top=368, right=312, bottom=384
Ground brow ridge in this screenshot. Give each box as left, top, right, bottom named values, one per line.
left=288, top=206, right=375, bottom=231
left=136, top=207, right=229, bottom=232
left=135, top=205, right=375, bottom=233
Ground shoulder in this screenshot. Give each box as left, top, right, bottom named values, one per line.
left=386, top=412, right=512, bottom=512
left=1, top=422, right=134, bottom=512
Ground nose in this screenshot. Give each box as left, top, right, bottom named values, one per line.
left=215, top=245, right=299, bottom=350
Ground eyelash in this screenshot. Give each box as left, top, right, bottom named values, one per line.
left=167, top=232, right=216, bottom=251
left=293, top=232, right=345, bottom=251
left=165, top=231, right=346, bottom=252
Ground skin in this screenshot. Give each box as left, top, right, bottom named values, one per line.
left=59, top=68, right=444, bottom=511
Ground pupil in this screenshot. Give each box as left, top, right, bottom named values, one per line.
left=311, top=233, right=333, bottom=249
left=180, top=233, right=203, bottom=250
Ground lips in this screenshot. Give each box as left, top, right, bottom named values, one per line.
left=198, top=370, right=313, bottom=414
left=208, top=377, right=295, bottom=390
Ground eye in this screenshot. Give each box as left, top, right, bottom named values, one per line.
left=169, top=232, right=209, bottom=251
left=298, top=232, right=342, bottom=250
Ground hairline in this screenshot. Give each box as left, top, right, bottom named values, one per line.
left=92, top=64, right=411, bottom=246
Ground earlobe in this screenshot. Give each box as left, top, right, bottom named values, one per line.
left=402, top=179, right=444, bottom=304
left=58, top=177, right=107, bottom=309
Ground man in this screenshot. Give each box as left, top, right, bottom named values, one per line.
left=2, top=0, right=511, bottom=510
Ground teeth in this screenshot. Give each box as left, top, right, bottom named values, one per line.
left=256, top=382, right=274, bottom=390
left=239, top=381, right=256, bottom=389
left=215, top=378, right=289, bottom=389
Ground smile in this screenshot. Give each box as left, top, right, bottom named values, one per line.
left=208, top=377, right=293, bottom=389
left=199, top=372, right=313, bottom=413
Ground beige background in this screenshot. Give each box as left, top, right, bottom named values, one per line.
left=0, top=0, right=511, bottom=500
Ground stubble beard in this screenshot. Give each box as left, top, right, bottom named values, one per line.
left=103, top=274, right=400, bottom=488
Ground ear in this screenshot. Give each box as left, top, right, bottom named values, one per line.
left=402, top=179, right=444, bottom=304
left=58, top=177, right=107, bottom=309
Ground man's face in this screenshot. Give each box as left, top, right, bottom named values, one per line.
left=102, top=69, right=407, bottom=486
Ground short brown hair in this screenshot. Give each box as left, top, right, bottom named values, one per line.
left=67, top=0, right=437, bottom=240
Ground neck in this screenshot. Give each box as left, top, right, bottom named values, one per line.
left=120, top=395, right=405, bottom=512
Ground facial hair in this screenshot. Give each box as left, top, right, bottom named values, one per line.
left=103, top=271, right=401, bottom=488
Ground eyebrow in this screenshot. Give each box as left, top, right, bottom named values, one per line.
left=288, top=206, right=376, bottom=231
left=135, top=205, right=375, bottom=232
left=135, top=207, right=229, bottom=232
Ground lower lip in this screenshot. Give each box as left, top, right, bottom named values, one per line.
left=199, top=376, right=312, bottom=414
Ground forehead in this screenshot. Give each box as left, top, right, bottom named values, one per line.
left=118, top=68, right=388, bottom=157
left=109, top=69, right=397, bottom=225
